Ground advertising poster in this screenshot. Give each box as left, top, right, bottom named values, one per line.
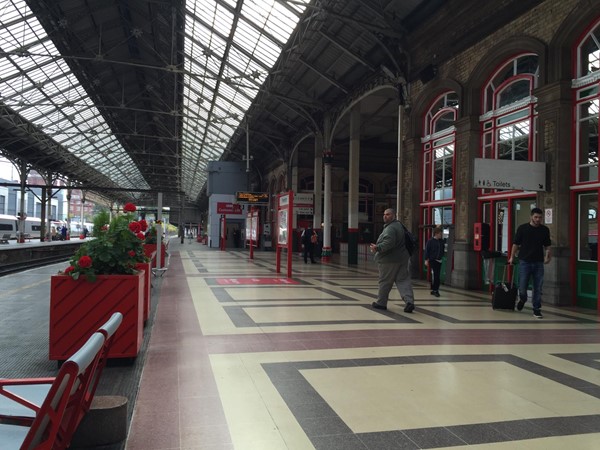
left=251, top=213, right=258, bottom=241
left=278, top=209, right=288, bottom=245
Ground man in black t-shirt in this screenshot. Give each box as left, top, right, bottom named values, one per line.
left=508, top=207, right=551, bottom=319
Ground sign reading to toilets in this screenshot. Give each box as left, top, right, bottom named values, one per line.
left=473, top=159, right=546, bottom=191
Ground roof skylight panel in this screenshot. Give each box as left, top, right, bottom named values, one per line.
left=218, top=0, right=237, bottom=9
left=217, top=81, right=239, bottom=103
left=253, top=35, right=280, bottom=65
left=213, top=2, right=235, bottom=35
left=241, top=4, right=287, bottom=47
left=48, top=76, right=81, bottom=97
left=18, top=103, right=51, bottom=121
left=0, top=1, right=24, bottom=24
left=0, top=60, right=19, bottom=80
left=2, top=21, right=37, bottom=51
left=10, top=55, right=40, bottom=75
left=263, top=11, right=298, bottom=42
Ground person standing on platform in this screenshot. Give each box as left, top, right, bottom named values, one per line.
left=369, top=208, right=415, bottom=313
left=424, top=226, right=444, bottom=297
left=508, top=207, right=551, bottom=319
left=301, top=226, right=317, bottom=263
left=233, top=227, right=241, bottom=248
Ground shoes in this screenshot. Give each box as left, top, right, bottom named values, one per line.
left=533, top=309, right=543, bottom=319
left=430, top=290, right=435, bottom=295
left=433, top=291, right=440, bottom=298
left=517, top=299, right=525, bottom=311
left=404, top=303, right=415, bottom=313
left=311, top=260, right=316, bottom=263
left=371, top=302, right=387, bottom=311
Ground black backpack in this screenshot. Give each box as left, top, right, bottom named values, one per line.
left=400, top=223, right=418, bottom=256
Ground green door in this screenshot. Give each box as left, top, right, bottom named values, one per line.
left=576, top=193, right=598, bottom=309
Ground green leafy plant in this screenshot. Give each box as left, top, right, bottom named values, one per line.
left=63, top=203, right=148, bottom=282
left=92, top=209, right=110, bottom=237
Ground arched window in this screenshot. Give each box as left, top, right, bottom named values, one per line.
left=574, top=18, right=600, bottom=184
left=477, top=54, right=539, bottom=254
left=422, top=92, right=458, bottom=203
left=480, top=54, right=539, bottom=165
left=421, top=91, right=457, bottom=249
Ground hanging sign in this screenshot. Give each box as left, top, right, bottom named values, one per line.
left=473, top=159, right=546, bottom=191
left=235, top=191, right=269, bottom=204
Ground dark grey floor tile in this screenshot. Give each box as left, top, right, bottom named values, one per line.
left=490, top=419, right=549, bottom=441
left=536, top=415, right=600, bottom=436
left=448, top=423, right=511, bottom=444
left=358, top=430, right=419, bottom=449
left=280, top=389, right=327, bottom=406
left=311, top=433, right=369, bottom=450
left=297, top=416, right=352, bottom=437
left=570, top=414, right=600, bottom=431
left=403, top=426, right=466, bottom=448
left=291, top=400, right=338, bottom=419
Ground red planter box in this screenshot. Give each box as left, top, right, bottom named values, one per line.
left=49, top=272, right=144, bottom=360
left=135, top=262, right=152, bottom=323
left=143, top=243, right=167, bottom=268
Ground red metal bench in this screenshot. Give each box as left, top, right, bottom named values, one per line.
left=0, top=312, right=123, bottom=449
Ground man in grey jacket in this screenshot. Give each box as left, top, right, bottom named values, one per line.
left=369, top=208, right=415, bottom=313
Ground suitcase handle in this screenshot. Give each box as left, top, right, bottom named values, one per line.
left=501, top=264, right=513, bottom=285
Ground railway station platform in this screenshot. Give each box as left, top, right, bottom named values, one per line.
left=1, top=238, right=599, bottom=449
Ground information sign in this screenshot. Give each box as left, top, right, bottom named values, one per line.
left=473, top=159, right=546, bottom=191
left=236, top=191, right=269, bottom=204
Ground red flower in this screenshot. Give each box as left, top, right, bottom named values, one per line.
left=129, top=221, right=142, bottom=233
left=78, top=255, right=92, bottom=268
left=123, top=203, right=137, bottom=213
left=64, top=265, right=75, bottom=274
left=137, top=232, right=145, bottom=240
left=139, top=219, right=148, bottom=232
left=101, top=224, right=109, bottom=231
left=128, top=250, right=136, bottom=257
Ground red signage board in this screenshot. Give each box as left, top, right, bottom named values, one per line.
left=217, top=202, right=242, bottom=214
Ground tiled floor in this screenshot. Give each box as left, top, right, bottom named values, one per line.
left=125, top=240, right=600, bottom=449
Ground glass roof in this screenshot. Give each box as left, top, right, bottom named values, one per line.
left=0, top=0, right=148, bottom=190
left=0, top=0, right=310, bottom=203
left=181, top=0, right=309, bottom=200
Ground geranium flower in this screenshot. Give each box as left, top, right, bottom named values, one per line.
left=101, top=224, right=109, bottom=231
left=64, top=265, right=75, bottom=274
left=78, top=255, right=92, bottom=268
left=123, top=203, right=137, bottom=213
left=129, top=221, right=142, bottom=233
left=139, top=219, right=148, bottom=232
left=65, top=201, right=150, bottom=281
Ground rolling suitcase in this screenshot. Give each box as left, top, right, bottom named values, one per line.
left=492, top=265, right=517, bottom=310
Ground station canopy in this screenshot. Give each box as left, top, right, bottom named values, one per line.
left=0, top=0, right=433, bottom=207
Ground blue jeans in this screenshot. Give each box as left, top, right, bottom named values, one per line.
left=518, top=261, right=544, bottom=310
